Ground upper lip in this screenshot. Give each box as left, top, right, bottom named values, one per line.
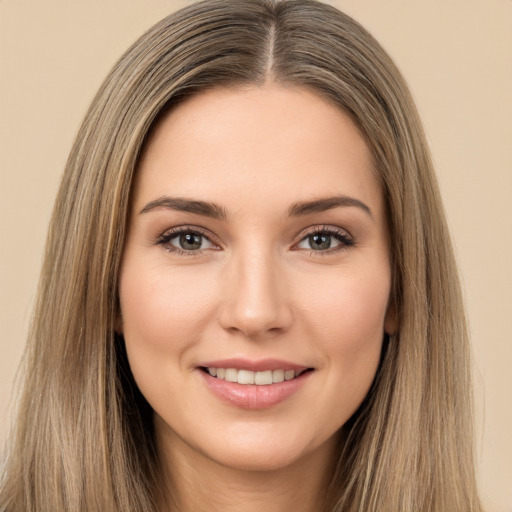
left=198, top=358, right=311, bottom=372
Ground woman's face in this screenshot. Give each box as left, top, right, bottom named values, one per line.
left=119, top=84, right=395, bottom=473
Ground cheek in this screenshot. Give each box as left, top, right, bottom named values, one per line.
left=304, top=259, right=390, bottom=326
left=297, top=261, right=391, bottom=374
left=119, top=261, right=219, bottom=367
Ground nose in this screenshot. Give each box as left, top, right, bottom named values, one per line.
left=218, top=247, right=293, bottom=339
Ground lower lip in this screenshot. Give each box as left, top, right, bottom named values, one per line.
left=198, top=370, right=312, bottom=410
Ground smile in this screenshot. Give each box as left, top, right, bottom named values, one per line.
left=198, top=364, right=314, bottom=409
left=201, top=367, right=310, bottom=385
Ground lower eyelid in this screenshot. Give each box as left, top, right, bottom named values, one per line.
left=296, top=237, right=351, bottom=251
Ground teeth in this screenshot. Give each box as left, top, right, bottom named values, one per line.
left=205, top=367, right=306, bottom=385
left=225, top=368, right=238, bottom=382
left=272, top=369, right=284, bottom=383
left=237, top=370, right=255, bottom=385
left=254, top=370, right=272, bottom=385
left=284, top=370, right=295, bottom=381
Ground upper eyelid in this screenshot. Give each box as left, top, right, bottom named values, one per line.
left=296, top=224, right=353, bottom=240
left=159, top=225, right=217, bottom=241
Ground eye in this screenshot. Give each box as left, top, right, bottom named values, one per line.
left=157, top=227, right=217, bottom=254
left=295, top=227, right=353, bottom=253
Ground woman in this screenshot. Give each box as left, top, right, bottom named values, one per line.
left=0, top=0, right=483, bottom=510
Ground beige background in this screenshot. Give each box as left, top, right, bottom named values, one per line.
left=1, top=1, right=511, bottom=510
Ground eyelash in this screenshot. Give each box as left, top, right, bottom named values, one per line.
left=295, top=225, right=355, bottom=255
left=155, top=225, right=354, bottom=256
left=156, top=226, right=219, bottom=256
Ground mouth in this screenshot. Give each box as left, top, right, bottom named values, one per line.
left=199, top=367, right=313, bottom=385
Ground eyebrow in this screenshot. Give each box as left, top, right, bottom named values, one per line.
left=288, top=195, right=373, bottom=219
left=140, top=196, right=227, bottom=219
left=140, top=194, right=373, bottom=220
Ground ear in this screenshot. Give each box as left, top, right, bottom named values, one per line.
left=384, top=298, right=398, bottom=336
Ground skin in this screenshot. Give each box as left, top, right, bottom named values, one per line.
left=119, top=83, right=396, bottom=511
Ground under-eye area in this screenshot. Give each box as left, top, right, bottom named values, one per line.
left=199, top=367, right=315, bottom=385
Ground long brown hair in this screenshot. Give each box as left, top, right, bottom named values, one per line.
left=1, top=1, right=482, bottom=510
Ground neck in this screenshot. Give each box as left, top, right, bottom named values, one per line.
left=155, top=426, right=338, bottom=512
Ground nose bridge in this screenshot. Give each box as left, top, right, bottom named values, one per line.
left=219, top=242, right=291, bottom=337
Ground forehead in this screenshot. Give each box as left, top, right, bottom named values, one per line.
left=134, top=84, right=383, bottom=220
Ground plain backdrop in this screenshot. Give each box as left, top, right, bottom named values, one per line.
left=1, top=1, right=511, bottom=510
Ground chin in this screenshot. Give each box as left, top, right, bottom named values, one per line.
left=182, top=422, right=340, bottom=474
left=208, top=444, right=305, bottom=473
